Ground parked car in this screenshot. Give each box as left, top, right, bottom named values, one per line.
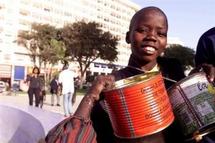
left=0, top=81, right=6, bottom=93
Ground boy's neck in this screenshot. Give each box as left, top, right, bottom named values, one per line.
left=128, top=54, right=158, bottom=72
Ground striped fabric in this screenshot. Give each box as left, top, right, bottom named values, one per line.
left=45, top=116, right=97, bottom=143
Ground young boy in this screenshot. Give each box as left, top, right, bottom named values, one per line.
left=89, top=6, right=185, bottom=143
left=46, top=6, right=214, bottom=143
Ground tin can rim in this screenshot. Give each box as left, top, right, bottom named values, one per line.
left=167, top=72, right=206, bottom=92
left=104, top=71, right=160, bottom=92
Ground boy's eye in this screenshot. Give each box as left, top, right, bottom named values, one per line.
left=136, top=27, right=167, bottom=38
left=157, top=32, right=167, bottom=37
left=136, top=27, right=149, bottom=33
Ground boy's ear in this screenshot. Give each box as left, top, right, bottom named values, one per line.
left=126, top=31, right=130, bottom=44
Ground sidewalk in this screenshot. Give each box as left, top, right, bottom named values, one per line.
left=0, top=93, right=84, bottom=115
left=0, top=93, right=84, bottom=142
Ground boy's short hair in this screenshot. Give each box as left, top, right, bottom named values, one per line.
left=129, top=6, right=168, bottom=31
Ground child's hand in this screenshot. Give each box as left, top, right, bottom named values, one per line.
left=189, top=63, right=215, bottom=83
left=87, top=75, right=115, bottom=101
left=73, top=75, right=115, bottom=120
left=201, top=63, right=215, bottom=82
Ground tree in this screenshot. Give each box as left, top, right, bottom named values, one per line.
left=17, top=23, right=65, bottom=66
left=60, top=21, right=119, bottom=86
left=164, top=44, right=195, bottom=71
left=17, top=23, right=66, bottom=84
left=48, top=39, right=66, bottom=65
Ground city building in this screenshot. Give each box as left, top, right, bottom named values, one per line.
left=0, top=0, right=140, bottom=86
left=0, top=0, right=183, bottom=87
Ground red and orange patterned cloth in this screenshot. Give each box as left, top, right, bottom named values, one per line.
left=45, top=116, right=97, bottom=143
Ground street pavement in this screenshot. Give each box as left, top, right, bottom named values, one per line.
left=0, top=92, right=84, bottom=142
left=0, top=92, right=84, bottom=115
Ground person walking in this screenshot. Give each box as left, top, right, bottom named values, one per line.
left=50, top=76, right=60, bottom=106
left=26, top=66, right=43, bottom=107
left=58, top=63, right=75, bottom=117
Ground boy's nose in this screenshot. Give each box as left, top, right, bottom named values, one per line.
left=145, top=30, right=157, bottom=40
left=147, top=29, right=156, bottom=36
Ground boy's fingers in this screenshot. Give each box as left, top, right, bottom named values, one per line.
left=88, top=75, right=115, bottom=100
left=202, top=64, right=215, bottom=82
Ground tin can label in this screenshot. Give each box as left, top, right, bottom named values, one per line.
left=169, top=73, right=215, bottom=136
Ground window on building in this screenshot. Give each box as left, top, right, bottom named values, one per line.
left=101, top=64, right=107, bottom=68
left=44, top=8, right=50, bottom=12
left=19, top=19, right=30, bottom=26
left=20, top=0, right=29, bottom=5
left=19, top=9, right=29, bottom=16
left=94, top=63, right=100, bottom=67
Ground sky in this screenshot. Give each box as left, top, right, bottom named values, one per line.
left=131, top=0, right=215, bottom=50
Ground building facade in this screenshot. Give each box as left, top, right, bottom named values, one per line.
left=0, top=0, right=183, bottom=87
left=0, top=0, right=140, bottom=86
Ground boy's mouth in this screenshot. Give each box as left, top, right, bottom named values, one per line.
left=142, top=46, right=156, bottom=55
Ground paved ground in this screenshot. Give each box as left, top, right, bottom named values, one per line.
left=0, top=92, right=84, bottom=142
left=0, top=92, right=84, bottom=115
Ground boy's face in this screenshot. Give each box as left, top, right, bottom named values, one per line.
left=127, top=9, right=167, bottom=63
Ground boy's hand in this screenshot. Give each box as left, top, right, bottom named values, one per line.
left=73, top=75, right=115, bottom=120
left=87, top=75, right=115, bottom=101
left=189, top=63, right=215, bottom=83
left=201, top=63, right=215, bottom=82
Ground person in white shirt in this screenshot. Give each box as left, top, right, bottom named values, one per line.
left=58, top=64, right=75, bottom=117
